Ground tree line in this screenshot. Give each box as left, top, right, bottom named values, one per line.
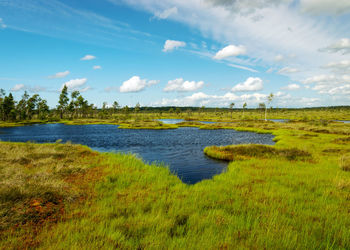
left=1, top=86, right=347, bottom=123
left=0, top=89, right=49, bottom=121
left=0, top=87, right=277, bottom=122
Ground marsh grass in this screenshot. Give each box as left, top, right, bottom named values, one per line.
left=334, top=136, right=350, bottom=144
left=340, top=154, right=350, bottom=171
left=1, top=118, right=350, bottom=249
left=0, top=142, right=103, bottom=248
left=176, top=121, right=204, bottom=127
left=204, top=144, right=312, bottom=161
left=118, top=120, right=178, bottom=129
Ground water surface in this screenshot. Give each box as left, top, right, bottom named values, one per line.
left=334, top=120, right=350, bottom=124
left=0, top=124, right=274, bottom=184
left=268, top=119, right=289, bottom=123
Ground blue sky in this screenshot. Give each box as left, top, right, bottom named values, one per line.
left=1, top=0, right=350, bottom=108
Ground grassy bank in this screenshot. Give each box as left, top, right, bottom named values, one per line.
left=1, top=120, right=350, bottom=249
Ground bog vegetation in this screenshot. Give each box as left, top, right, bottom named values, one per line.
left=1, top=87, right=350, bottom=249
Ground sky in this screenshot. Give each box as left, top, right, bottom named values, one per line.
left=1, top=0, right=350, bottom=108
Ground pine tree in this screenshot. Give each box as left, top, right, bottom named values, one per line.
left=57, top=85, right=69, bottom=119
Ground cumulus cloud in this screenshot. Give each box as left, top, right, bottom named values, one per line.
left=302, top=74, right=350, bottom=95
left=302, top=74, right=338, bottom=84
left=11, top=84, right=25, bottom=92
left=325, top=84, right=350, bottom=95
left=48, top=70, right=70, bottom=79
left=153, top=7, right=178, bottom=19
left=152, top=91, right=273, bottom=107
left=231, top=77, right=263, bottom=92
left=281, top=83, right=301, bottom=90
left=93, top=65, right=102, bottom=70
left=80, top=55, right=96, bottom=61
left=152, top=92, right=238, bottom=107
left=164, top=78, right=204, bottom=92
left=277, top=67, right=300, bottom=74
left=163, top=40, right=186, bottom=52
left=62, top=78, right=88, bottom=91
left=323, top=60, right=350, bottom=73
left=300, top=0, right=350, bottom=15
left=11, top=84, right=46, bottom=92
left=0, top=18, right=6, bottom=29
left=119, top=76, right=159, bottom=93
left=213, top=45, right=246, bottom=60
left=320, top=38, right=350, bottom=54
left=152, top=89, right=315, bottom=108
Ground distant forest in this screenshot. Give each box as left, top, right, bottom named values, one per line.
left=0, top=86, right=350, bottom=122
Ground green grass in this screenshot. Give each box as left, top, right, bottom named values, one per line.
left=118, top=120, right=178, bottom=129
left=1, top=120, right=350, bottom=249
left=204, top=144, right=312, bottom=161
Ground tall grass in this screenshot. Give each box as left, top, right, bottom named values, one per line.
left=1, top=120, right=350, bottom=249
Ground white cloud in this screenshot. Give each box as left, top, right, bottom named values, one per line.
left=301, top=74, right=350, bottom=95
left=164, top=78, right=204, bottom=92
left=81, top=55, right=96, bottom=61
left=154, top=7, right=178, bottom=19
left=48, top=70, right=70, bottom=79
left=152, top=91, right=238, bottom=107
left=323, top=60, right=350, bottom=73
left=213, top=45, right=246, bottom=60
left=320, top=39, right=350, bottom=54
left=152, top=91, right=277, bottom=107
left=10, top=84, right=46, bottom=93
left=62, top=78, right=88, bottom=91
left=120, top=0, right=348, bottom=84
left=326, top=84, right=350, bottom=95
left=151, top=89, right=319, bottom=108
left=227, top=64, right=258, bottom=73
left=302, top=74, right=338, bottom=84
left=274, top=54, right=284, bottom=62
left=231, top=77, right=263, bottom=92
left=278, top=67, right=300, bottom=74
left=0, top=18, right=6, bottom=29
left=11, top=84, right=25, bottom=92
left=300, top=0, right=350, bottom=15
left=281, top=83, right=301, bottom=90
left=93, top=65, right=102, bottom=70
left=119, top=76, right=159, bottom=93
left=163, top=40, right=186, bottom=52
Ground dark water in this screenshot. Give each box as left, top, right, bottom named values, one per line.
left=0, top=124, right=274, bottom=184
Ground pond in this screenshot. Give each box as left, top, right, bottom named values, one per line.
left=334, top=120, right=350, bottom=124
left=268, top=119, right=290, bottom=123
left=0, top=124, right=275, bottom=184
